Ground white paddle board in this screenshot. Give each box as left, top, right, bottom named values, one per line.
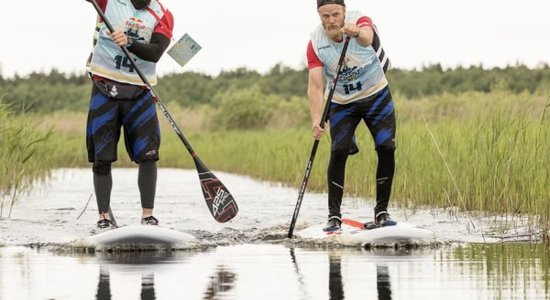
left=296, top=218, right=434, bottom=246
left=86, top=225, right=196, bottom=248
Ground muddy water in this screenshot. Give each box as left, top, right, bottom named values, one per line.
left=0, top=169, right=548, bottom=299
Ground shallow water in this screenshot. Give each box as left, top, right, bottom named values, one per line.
left=0, top=168, right=538, bottom=246
left=0, top=168, right=547, bottom=299
left=1, top=244, right=548, bottom=300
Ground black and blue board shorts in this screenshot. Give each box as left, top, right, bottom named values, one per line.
left=329, top=86, right=396, bottom=151
left=86, top=82, right=160, bottom=163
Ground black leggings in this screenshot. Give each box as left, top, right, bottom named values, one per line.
left=327, top=148, right=395, bottom=218
left=93, top=160, right=157, bottom=214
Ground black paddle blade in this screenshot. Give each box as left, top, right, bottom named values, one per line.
left=195, top=158, right=238, bottom=223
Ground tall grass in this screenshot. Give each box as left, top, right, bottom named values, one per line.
left=2, top=91, right=550, bottom=240
left=452, top=243, right=550, bottom=297
left=160, top=91, right=550, bottom=239
left=166, top=91, right=550, bottom=215
left=0, top=104, right=53, bottom=217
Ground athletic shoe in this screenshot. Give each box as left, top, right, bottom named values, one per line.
left=96, top=219, right=116, bottom=229
left=374, top=211, right=397, bottom=227
left=141, top=216, right=159, bottom=225
left=323, top=216, right=342, bottom=232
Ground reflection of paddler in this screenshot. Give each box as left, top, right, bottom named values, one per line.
left=376, top=265, right=392, bottom=300
left=327, top=253, right=394, bottom=300
left=204, top=266, right=236, bottom=299
left=95, top=265, right=158, bottom=300
left=328, top=254, right=344, bottom=300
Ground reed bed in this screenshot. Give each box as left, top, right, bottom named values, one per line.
left=2, top=91, right=549, bottom=239
left=452, top=243, right=550, bottom=296
left=0, top=104, right=53, bottom=217
left=161, top=91, right=550, bottom=239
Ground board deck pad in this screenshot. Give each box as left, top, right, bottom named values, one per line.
left=86, top=225, right=196, bottom=248
left=296, top=218, right=435, bottom=245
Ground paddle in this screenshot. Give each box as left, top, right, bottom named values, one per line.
left=88, top=0, right=238, bottom=222
left=287, top=37, right=351, bottom=238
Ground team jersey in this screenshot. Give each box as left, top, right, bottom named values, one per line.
left=308, top=11, right=388, bottom=104
left=88, top=0, right=174, bottom=86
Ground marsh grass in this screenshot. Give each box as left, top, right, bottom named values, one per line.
left=161, top=91, right=550, bottom=239
left=452, top=243, right=550, bottom=296
left=2, top=91, right=550, bottom=240
left=0, top=104, right=53, bottom=217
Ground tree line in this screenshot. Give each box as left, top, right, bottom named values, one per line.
left=1, top=63, right=549, bottom=114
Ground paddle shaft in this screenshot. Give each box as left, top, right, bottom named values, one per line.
left=287, top=37, right=351, bottom=238
left=88, top=0, right=238, bottom=222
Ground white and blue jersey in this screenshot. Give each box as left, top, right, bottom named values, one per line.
left=311, top=11, right=388, bottom=104
left=88, top=0, right=169, bottom=86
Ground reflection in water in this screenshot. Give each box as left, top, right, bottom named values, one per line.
left=141, top=273, right=156, bottom=300
left=96, top=265, right=111, bottom=300
left=203, top=265, right=236, bottom=299
left=93, top=252, right=191, bottom=300
left=1, top=244, right=549, bottom=299
left=376, top=265, right=392, bottom=300
left=289, top=248, right=310, bottom=300
left=452, top=243, right=550, bottom=298
left=291, top=248, right=396, bottom=300
left=328, top=254, right=393, bottom=300
left=96, top=265, right=157, bottom=300
left=328, top=255, right=344, bottom=300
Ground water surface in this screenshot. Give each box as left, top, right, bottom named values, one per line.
left=0, top=168, right=536, bottom=246
left=1, top=243, right=548, bottom=300
left=0, top=168, right=547, bottom=299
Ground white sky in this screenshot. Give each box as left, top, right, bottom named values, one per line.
left=1, top=0, right=549, bottom=78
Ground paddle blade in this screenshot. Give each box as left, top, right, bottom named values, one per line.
left=195, top=159, right=238, bottom=223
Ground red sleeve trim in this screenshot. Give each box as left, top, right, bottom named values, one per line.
left=152, top=9, right=174, bottom=39
left=307, top=41, right=323, bottom=69
left=357, top=16, right=373, bottom=28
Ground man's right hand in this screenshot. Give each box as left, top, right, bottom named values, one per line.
left=312, top=123, right=327, bottom=140
left=109, top=31, right=129, bottom=47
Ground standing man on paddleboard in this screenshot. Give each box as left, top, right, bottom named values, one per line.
left=307, top=0, right=397, bottom=231
left=84, top=0, right=174, bottom=229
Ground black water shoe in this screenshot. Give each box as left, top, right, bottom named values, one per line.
left=374, top=211, right=397, bottom=227
left=96, top=219, right=116, bottom=229
left=323, top=216, right=342, bottom=232
left=141, top=216, right=159, bottom=225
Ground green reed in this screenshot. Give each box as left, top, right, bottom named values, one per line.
left=158, top=91, right=550, bottom=238
left=0, top=104, right=53, bottom=217
left=452, top=243, right=550, bottom=298
left=2, top=91, right=550, bottom=239
left=165, top=92, right=550, bottom=213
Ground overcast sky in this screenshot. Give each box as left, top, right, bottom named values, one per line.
left=1, top=0, right=548, bottom=78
